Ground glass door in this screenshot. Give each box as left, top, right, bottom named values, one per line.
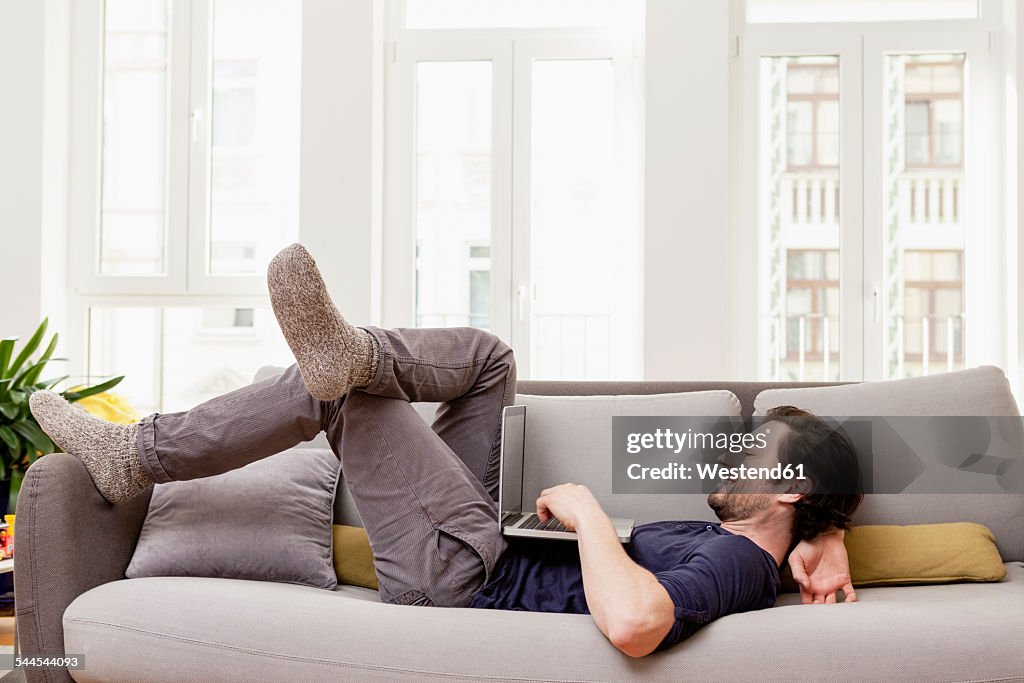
left=743, top=25, right=998, bottom=382
left=742, top=32, right=862, bottom=381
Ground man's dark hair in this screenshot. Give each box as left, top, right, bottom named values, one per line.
left=764, top=406, right=864, bottom=546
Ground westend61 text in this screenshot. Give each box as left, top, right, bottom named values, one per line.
left=625, top=428, right=769, bottom=455
left=627, top=462, right=807, bottom=481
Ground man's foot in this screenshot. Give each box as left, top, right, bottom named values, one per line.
left=267, top=243, right=379, bottom=401
left=29, top=391, right=151, bottom=504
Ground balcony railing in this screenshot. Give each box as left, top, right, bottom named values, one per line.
left=783, top=170, right=962, bottom=229
left=765, top=312, right=964, bottom=380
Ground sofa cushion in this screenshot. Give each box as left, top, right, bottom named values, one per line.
left=752, top=365, right=1019, bottom=417
left=333, top=525, right=379, bottom=590
left=64, top=564, right=1024, bottom=682
left=752, top=366, right=1024, bottom=562
left=842, top=522, right=1006, bottom=586
left=126, top=447, right=339, bottom=590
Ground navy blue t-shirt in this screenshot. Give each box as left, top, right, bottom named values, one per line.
left=469, top=521, right=780, bottom=651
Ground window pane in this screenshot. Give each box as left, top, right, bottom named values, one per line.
left=747, top=0, right=977, bottom=23
left=414, top=62, right=492, bottom=329
left=88, top=307, right=162, bottom=415
left=88, top=306, right=292, bottom=414
left=884, top=55, right=966, bottom=378
left=786, top=102, right=813, bottom=167
left=406, top=0, right=637, bottom=29
left=933, top=99, right=962, bottom=165
left=100, top=0, right=169, bottom=275
left=469, top=270, right=491, bottom=329
left=530, top=60, right=623, bottom=380
left=817, top=100, right=839, bottom=166
left=761, top=57, right=842, bottom=381
left=208, top=0, right=301, bottom=275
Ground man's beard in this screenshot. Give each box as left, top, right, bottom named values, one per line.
left=707, top=480, right=775, bottom=522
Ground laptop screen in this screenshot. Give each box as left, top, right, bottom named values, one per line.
left=499, top=406, right=526, bottom=514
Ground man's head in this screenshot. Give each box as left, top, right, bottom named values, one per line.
left=707, top=406, right=863, bottom=545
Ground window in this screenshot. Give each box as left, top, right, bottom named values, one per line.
left=901, top=250, right=963, bottom=375
left=741, top=3, right=1003, bottom=382
left=386, top=0, right=643, bottom=380
left=904, top=58, right=963, bottom=168
left=71, top=0, right=300, bottom=412
left=786, top=62, right=839, bottom=170
left=785, top=250, right=839, bottom=375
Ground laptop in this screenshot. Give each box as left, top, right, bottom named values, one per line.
left=498, top=405, right=634, bottom=543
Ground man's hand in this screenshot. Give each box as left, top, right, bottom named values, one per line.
left=535, top=483, right=604, bottom=532
left=788, top=529, right=857, bottom=605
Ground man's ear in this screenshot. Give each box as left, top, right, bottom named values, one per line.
left=777, top=491, right=804, bottom=505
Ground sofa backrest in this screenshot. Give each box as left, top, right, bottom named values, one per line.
left=254, top=366, right=1024, bottom=561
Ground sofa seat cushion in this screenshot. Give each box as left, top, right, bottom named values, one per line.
left=64, top=566, right=1024, bottom=682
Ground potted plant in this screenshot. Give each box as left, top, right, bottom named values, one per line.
left=0, top=318, right=123, bottom=512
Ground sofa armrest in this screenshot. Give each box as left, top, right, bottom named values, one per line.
left=14, top=454, right=151, bottom=683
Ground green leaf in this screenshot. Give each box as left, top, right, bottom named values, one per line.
left=0, top=426, right=17, bottom=452
left=63, top=375, right=124, bottom=401
left=7, top=319, right=47, bottom=378
left=0, top=338, right=16, bottom=380
left=37, top=375, right=70, bottom=391
left=19, top=333, right=58, bottom=388
left=12, top=421, right=55, bottom=455
left=0, top=403, right=16, bottom=421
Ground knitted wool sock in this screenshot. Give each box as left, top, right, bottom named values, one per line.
left=267, top=243, right=379, bottom=401
left=29, top=390, right=151, bottom=504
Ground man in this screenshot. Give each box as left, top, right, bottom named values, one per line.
left=30, top=244, right=862, bottom=657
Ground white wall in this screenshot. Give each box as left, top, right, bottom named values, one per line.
left=643, top=0, right=734, bottom=380
left=0, top=0, right=70, bottom=343
left=10, top=0, right=1024, bottom=387
left=299, top=0, right=383, bottom=328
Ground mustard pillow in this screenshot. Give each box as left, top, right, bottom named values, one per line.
left=332, top=525, right=379, bottom=590
left=781, top=521, right=1006, bottom=592
left=843, top=522, right=1005, bottom=586
left=336, top=521, right=1006, bottom=593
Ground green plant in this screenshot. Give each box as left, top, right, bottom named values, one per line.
left=0, top=318, right=123, bottom=479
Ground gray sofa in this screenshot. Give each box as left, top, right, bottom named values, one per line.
left=13, top=370, right=1024, bottom=682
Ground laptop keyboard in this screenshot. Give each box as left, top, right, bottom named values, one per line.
left=502, top=511, right=569, bottom=533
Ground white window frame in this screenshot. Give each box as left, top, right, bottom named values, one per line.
left=383, top=0, right=643, bottom=378
left=66, top=0, right=306, bottom=405
left=734, top=0, right=1007, bottom=381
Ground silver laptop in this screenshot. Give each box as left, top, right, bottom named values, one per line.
left=498, top=405, right=634, bottom=543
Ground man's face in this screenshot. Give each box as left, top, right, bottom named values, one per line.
left=707, top=421, right=792, bottom=522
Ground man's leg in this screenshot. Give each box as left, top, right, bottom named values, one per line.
left=361, top=325, right=516, bottom=501
left=135, top=363, right=326, bottom=483
left=328, top=390, right=506, bottom=607
left=268, top=242, right=516, bottom=499
left=29, top=363, right=330, bottom=501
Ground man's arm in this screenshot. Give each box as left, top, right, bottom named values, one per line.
left=535, top=483, right=675, bottom=657
left=788, top=529, right=857, bottom=604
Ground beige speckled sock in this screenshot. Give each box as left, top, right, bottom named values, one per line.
left=29, top=390, right=151, bottom=504
left=267, top=243, right=379, bottom=401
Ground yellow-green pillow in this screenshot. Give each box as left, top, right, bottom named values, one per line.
left=335, top=521, right=1006, bottom=593
left=844, top=522, right=1005, bottom=586
left=781, top=521, right=1005, bottom=592
left=332, top=525, right=378, bottom=590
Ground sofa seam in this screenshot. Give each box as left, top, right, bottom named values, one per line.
left=63, top=617, right=599, bottom=682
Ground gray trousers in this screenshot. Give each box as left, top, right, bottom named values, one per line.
left=135, top=326, right=515, bottom=608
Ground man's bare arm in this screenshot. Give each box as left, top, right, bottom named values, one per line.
left=535, top=483, right=675, bottom=657
left=788, top=529, right=857, bottom=604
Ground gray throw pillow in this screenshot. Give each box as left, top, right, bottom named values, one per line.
left=126, top=447, right=340, bottom=590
